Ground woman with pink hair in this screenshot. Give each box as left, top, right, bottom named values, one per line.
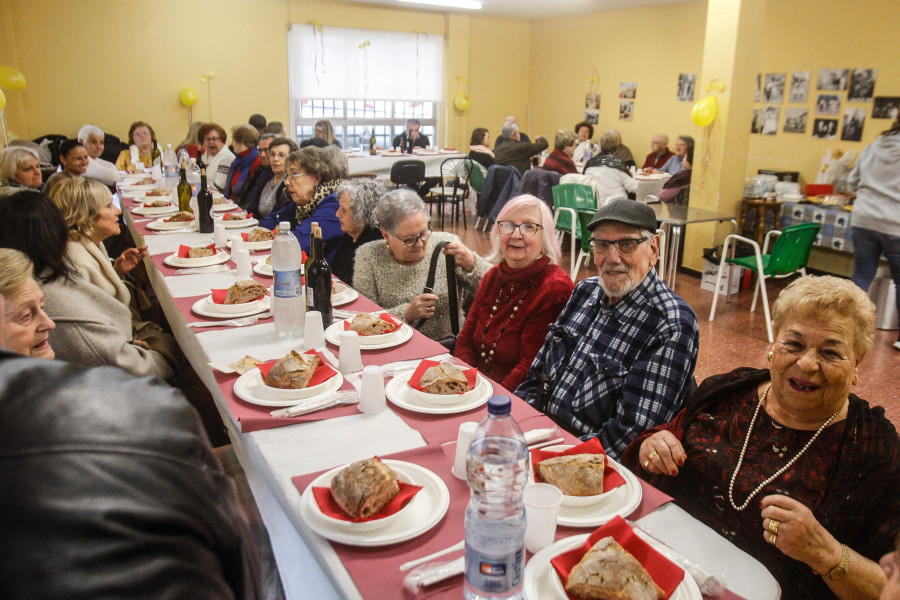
left=455, top=195, right=573, bottom=390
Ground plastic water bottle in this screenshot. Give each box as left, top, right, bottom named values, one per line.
left=162, top=144, right=178, bottom=178
left=464, top=395, right=528, bottom=600
left=361, top=127, right=370, bottom=154
left=271, top=222, right=305, bottom=336
left=582, top=145, right=592, bottom=163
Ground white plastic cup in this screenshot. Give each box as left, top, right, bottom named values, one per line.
left=150, top=164, right=162, bottom=180
left=214, top=222, right=226, bottom=248
left=358, top=365, right=386, bottom=414
left=523, top=483, right=563, bottom=553
left=337, top=330, right=363, bottom=373
left=229, top=235, right=245, bottom=253
left=304, top=311, right=326, bottom=350
left=451, top=421, right=479, bottom=480
left=233, top=249, right=252, bottom=279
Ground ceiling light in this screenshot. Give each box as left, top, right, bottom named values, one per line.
left=396, top=0, right=482, bottom=10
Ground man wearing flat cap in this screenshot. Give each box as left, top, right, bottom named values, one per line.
left=516, top=199, right=698, bottom=459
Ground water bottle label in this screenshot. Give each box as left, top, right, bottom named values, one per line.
left=273, top=269, right=301, bottom=298
left=164, top=165, right=177, bottom=178
left=465, top=546, right=523, bottom=594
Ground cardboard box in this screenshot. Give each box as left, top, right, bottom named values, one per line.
left=700, top=259, right=743, bottom=296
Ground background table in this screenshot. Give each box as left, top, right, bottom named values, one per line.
left=348, top=151, right=465, bottom=179
left=652, top=204, right=737, bottom=288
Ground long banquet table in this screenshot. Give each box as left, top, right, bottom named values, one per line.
left=121, top=181, right=780, bottom=600
left=347, top=149, right=465, bottom=179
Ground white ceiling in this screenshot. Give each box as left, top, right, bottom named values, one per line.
left=344, top=0, right=691, bottom=20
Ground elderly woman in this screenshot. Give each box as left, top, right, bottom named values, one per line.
left=623, top=276, right=900, bottom=600
left=583, top=131, right=638, bottom=202
left=198, top=122, right=235, bottom=193
left=314, top=120, right=341, bottom=147
left=332, top=179, right=385, bottom=283
left=605, top=129, right=636, bottom=169
left=542, top=129, right=578, bottom=175
left=223, top=124, right=261, bottom=200
left=656, top=143, right=693, bottom=204
left=0, top=191, right=173, bottom=381
left=468, top=127, right=494, bottom=171
left=44, top=140, right=89, bottom=196
left=247, top=136, right=297, bottom=218
left=0, top=146, right=42, bottom=197
left=657, top=135, right=693, bottom=175
left=322, top=145, right=349, bottom=180
left=354, top=189, right=490, bottom=341
left=259, top=147, right=342, bottom=261
left=176, top=121, right=204, bottom=160
left=0, top=248, right=55, bottom=359
left=455, top=195, right=573, bottom=390
left=77, top=124, right=121, bottom=186
left=572, top=121, right=594, bottom=163
left=115, top=121, right=157, bottom=171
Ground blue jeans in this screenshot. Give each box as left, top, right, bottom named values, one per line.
left=852, top=227, right=900, bottom=337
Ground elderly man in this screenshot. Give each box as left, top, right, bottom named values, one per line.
left=641, top=133, right=674, bottom=171
left=494, top=115, right=532, bottom=149
left=516, top=199, right=698, bottom=459
left=392, top=118, right=430, bottom=150
left=657, top=135, right=693, bottom=175
left=77, top=125, right=121, bottom=186
left=494, top=120, right=548, bottom=174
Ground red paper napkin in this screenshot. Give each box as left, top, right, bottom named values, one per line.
left=256, top=349, right=338, bottom=388
left=342, top=312, right=401, bottom=334
left=551, top=516, right=684, bottom=600
left=223, top=211, right=248, bottom=220
left=164, top=214, right=194, bottom=222
left=311, top=479, right=423, bottom=523
left=178, top=243, right=216, bottom=258
left=240, top=228, right=281, bottom=242
left=530, top=438, right=626, bottom=490
left=209, top=288, right=265, bottom=304
left=407, top=359, right=477, bottom=393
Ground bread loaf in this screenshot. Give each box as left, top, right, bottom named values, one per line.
left=349, top=313, right=395, bottom=336
left=212, top=196, right=229, bottom=205
left=146, top=188, right=169, bottom=196
left=225, top=280, right=266, bottom=304
left=188, top=247, right=215, bottom=259
left=168, top=211, right=195, bottom=222
left=537, top=454, right=605, bottom=496
left=264, top=350, right=319, bottom=389
left=224, top=213, right=248, bottom=220
left=330, top=458, right=400, bottom=519
left=148, top=199, right=171, bottom=207
left=419, top=363, right=469, bottom=394
left=247, top=227, right=276, bottom=242
left=566, top=537, right=664, bottom=600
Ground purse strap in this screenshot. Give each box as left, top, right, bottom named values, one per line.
left=414, top=241, right=460, bottom=335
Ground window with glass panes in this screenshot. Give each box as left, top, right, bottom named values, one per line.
left=293, top=99, right=438, bottom=150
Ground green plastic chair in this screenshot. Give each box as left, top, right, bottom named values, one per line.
left=467, top=159, right=485, bottom=192
left=552, top=183, right=598, bottom=279
left=709, top=222, right=821, bottom=342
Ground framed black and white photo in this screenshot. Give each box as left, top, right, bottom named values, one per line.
left=841, top=108, right=866, bottom=142
left=816, top=94, right=841, bottom=116
left=619, top=101, right=634, bottom=121
left=763, top=73, right=786, bottom=103
left=817, top=68, right=849, bottom=91
left=751, top=109, right=763, bottom=134
left=848, top=69, right=877, bottom=102
left=677, top=73, right=696, bottom=101
left=761, top=106, right=780, bottom=135
left=873, top=97, right=900, bottom=120
left=755, top=74, right=761, bottom=102
left=789, top=71, right=810, bottom=103
left=812, top=118, right=838, bottom=139
left=619, top=82, right=636, bottom=99
left=783, top=108, right=808, bottom=133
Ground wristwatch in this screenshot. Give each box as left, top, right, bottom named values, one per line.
left=823, top=544, right=850, bottom=581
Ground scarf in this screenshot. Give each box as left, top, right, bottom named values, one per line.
left=129, top=144, right=153, bottom=167
left=295, top=178, right=339, bottom=224
left=583, top=152, right=632, bottom=177
left=469, top=144, right=494, bottom=157
left=224, top=147, right=259, bottom=199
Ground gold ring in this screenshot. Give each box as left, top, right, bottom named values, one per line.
left=768, top=533, right=777, bottom=545
left=768, top=519, right=780, bottom=536
left=647, top=450, right=659, bottom=461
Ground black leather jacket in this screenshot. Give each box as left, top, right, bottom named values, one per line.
left=0, top=349, right=263, bottom=599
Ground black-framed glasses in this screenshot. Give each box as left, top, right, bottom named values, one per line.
left=589, top=236, right=649, bottom=255
left=497, top=221, right=543, bottom=237
left=395, top=228, right=432, bottom=248
left=204, top=136, right=221, bottom=143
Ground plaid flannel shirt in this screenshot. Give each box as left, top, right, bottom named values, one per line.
left=516, top=270, right=698, bottom=459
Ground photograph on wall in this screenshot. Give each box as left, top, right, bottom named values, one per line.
left=789, top=71, right=810, bottom=103
left=812, top=118, right=838, bottom=139
left=619, top=101, right=634, bottom=121
left=848, top=68, right=877, bottom=102
left=873, top=96, right=900, bottom=120
left=677, top=73, right=696, bottom=101
left=783, top=107, right=808, bottom=133
left=585, top=93, right=600, bottom=110
left=817, top=68, right=849, bottom=91
left=583, top=109, right=599, bottom=124
left=761, top=106, right=780, bottom=135
left=763, top=73, right=786, bottom=103
left=751, top=109, right=763, bottom=134
left=841, top=108, right=866, bottom=142
left=619, top=82, right=636, bottom=99
left=755, top=74, right=761, bottom=102
left=815, top=94, right=841, bottom=116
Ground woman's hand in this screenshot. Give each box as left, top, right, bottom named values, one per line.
left=405, top=293, right=439, bottom=322
left=132, top=339, right=152, bottom=350
left=442, top=241, right=475, bottom=272
left=639, top=431, right=686, bottom=476
left=114, top=245, right=148, bottom=277
left=760, top=494, right=843, bottom=573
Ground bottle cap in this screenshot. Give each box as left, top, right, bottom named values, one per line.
left=486, top=395, right=511, bottom=415
left=279, top=221, right=290, bottom=232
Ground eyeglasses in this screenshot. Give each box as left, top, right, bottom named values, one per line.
left=589, top=236, right=650, bottom=255
left=285, top=172, right=308, bottom=182
left=204, top=137, right=221, bottom=143
left=497, top=221, right=543, bottom=237
left=394, top=228, right=432, bottom=248
left=269, top=151, right=290, bottom=160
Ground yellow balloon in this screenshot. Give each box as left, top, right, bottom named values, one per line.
left=180, top=87, right=198, bottom=107
left=0, top=89, right=6, bottom=111
left=453, top=93, right=470, bottom=112
left=692, top=95, right=717, bottom=127
left=0, top=65, right=26, bottom=91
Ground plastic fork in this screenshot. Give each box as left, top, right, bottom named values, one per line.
left=188, top=314, right=267, bottom=328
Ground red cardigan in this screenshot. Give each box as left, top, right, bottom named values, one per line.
left=455, top=256, right=573, bottom=391
left=542, top=148, right=577, bottom=175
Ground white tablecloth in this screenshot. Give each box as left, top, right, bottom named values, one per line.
left=347, top=151, right=465, bottom=178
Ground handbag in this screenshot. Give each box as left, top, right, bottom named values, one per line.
left=413, top=241, right=460, bottom=352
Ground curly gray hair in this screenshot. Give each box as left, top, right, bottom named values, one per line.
left=335, top=179, right=386, bottom=229
left=374, top=188, right=428, bottom=234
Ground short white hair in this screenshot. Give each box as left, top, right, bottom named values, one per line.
left=77, top=124, right=104, bottom=143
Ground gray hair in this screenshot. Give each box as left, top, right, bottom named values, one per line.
left=77, top=124, right=104, bottom=143
left=0, top=248, right=35, bottom=310
left=501, top=120, right=519, bottom=138
left=405, top=118, right=422, bottom=128
left=677, top=135, right=695, bottom=152
left=600, top=130, right=621, bottom=153
left=335, top=179, right=386, bottom=229
left=374, top=188, right=428, bottom=234
left=0, top=147, right=40, bottom=184
left=259, top=132, right=279, bottom=143
left=554, top=129, right=576, bottom=150
left=322, top=145, right=349, bottom=178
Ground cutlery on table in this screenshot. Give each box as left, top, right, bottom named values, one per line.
left=528, top=437, right=565, bottom=450
left=268, top=390, right=360, bottom=418
left=523, top=427, right=559, bottom=446
left=402, top=556, right=465, bottom=593
left=399, top=540, right=464, bottom=572
left=175, top=265, right=231, bottom=275
left=187, top=313, right=270, bottom=328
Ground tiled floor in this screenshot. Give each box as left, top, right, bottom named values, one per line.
left=444, top=210, right=900, bottom=430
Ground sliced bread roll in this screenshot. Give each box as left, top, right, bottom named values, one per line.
left=264, top=350, right=319, bottom=389
left=419, top=363, right=469, bottom=395
left=247, top=227, right=276, bottom=242
left=537, top=453, right=605, bottom=496
left=349, top=313, right=395, bottom=336
left=330, top=458, right=400, bottom=519
left=188, top=247, right=215, bottom=258
left=566, top=536, right=664, bottom=600
left=225, top=280, right=266, bottom=304
left=168, top=211, right=195, bottom=222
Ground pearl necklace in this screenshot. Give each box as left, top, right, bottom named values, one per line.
left=728, top=383, right=842, bottom=512
left=478, top=280, right=534, bottom=372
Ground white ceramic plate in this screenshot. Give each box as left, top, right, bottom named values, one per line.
left=324, top=319, right=413, bottom=349
left=253, top=260, right=273, bottom=277
left=190, top=294, right=271, bottom=319
left=228, top=238, right=273, bottom=251
left=163, top=251, right=230, bottom=268
left=536, top=445, right=620, bottom=508
left=121, top=182, right=155, bottom=192
left=212, top=201, right=238, bottom=212
left=331, top=281, right=359, bottom=307
left=233, top=366, right=343, bottom=408
left=299, top=460, right=450, bottom=546
left=202, top=294, right=265, bottom=314
left=524, top=531, right=701, bottom=600
left=147, top=217, right=197, bottom=231
left=132, top=204, right=177, bottom=216
left=221, top=217, right=259, bottom=229
left=386, top=370, right=492, bottom=415
left=407, top=371, right=485, bottom=406
left=551, top=457, right=642, bottom=528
